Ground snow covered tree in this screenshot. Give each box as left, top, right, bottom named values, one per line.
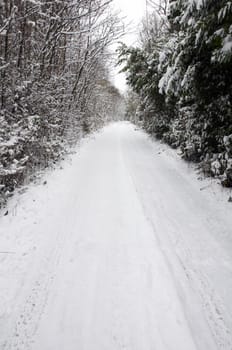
left=166, top=0, right=232, bottom=183
left=118, top=7, right=172, bottom=138
left=119, top=0, right=232, bottom=186
left=0, top=0, right=124, bottom=205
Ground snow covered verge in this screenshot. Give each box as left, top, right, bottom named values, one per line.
left=149, top=132, right=232, bottom=204
left=0, top=122, right=232, bottom=350
left=0, top=130, right=96, bottom=348
left=0, top=113, right=80, bottom=209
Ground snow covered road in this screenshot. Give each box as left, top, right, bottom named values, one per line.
left=1, top=122, right=232, bottom=350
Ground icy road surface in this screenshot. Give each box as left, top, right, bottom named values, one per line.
left=1, top=122, right=232, bottom=350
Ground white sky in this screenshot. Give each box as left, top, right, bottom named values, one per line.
left=111, top=0, right=147, bottom=93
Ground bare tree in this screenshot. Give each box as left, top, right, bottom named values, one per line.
left=0, top=0, right=124, bottom=205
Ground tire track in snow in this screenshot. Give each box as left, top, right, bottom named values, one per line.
left=120, top=124, right=232, bottom=350
left=1, top=122, right=232, bottom=350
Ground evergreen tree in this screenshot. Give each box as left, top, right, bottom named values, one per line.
left=119, top=0, right=232, bottom=186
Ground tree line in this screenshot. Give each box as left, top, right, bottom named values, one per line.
left=0, top=0, right=124, bottom=206
left=119, top=0, right=232, bottom=187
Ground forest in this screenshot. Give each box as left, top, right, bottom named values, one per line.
left=0, top=0, right=124, bottom=206
left=119, top=0, right=232, bottom=187
left=1, top=0, right=232, bottom=208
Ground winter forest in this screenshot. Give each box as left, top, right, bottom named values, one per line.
left=0, top=0, right=232, bottom=205
left=1, top=1, right=232, bottom=350
left=120, top=0, right=232, bottom=187
left=0, top=0, right=125, bottom=206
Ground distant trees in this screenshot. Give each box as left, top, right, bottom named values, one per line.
left=0, top=0, right=124, bottom=205
left=119, top=0, right=232, bottom=186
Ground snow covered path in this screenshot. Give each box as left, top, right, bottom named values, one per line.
left=1, top=122, right=232, bottom=350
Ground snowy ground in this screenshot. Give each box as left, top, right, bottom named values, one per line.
left=0, top=122, right=232, bottom=350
